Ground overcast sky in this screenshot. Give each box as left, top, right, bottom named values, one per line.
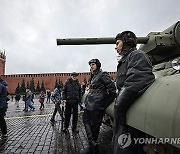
left=0, top=0, right=180, bottom=75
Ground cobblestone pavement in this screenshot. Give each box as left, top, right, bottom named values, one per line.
left=0, top=98, right=113, bottom=154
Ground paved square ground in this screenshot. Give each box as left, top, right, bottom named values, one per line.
left=0, top=98, right=113, bottom=154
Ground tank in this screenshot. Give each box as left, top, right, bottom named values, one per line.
left=57, top=21, right=180, bottom=152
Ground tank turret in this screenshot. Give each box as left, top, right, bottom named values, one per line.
left=140, top=21, right=180, bottom=65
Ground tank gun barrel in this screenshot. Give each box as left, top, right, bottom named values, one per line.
left=56, top=21, right=180, bottom=65
left=56, top=37, right=149, bottom=45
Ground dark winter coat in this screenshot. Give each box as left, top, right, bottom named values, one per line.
left=62, top=78, right=82, bottom=104
left=114, top=49, right=155, bottom=124
left=116, top=49, right=155, bottom=93
left=87, top=70, right=116, bottom=111
left=113, top=49, right=155, bottom=154
left=0, top=79, right=8, bottom=109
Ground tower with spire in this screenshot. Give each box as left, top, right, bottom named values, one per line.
left=0, top=50, right=6, bottom=75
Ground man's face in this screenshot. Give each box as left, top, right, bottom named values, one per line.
left=115, top=39, right=123, bottom=55
left=90, top=63, right=97, bottom=72
left=71, top=75, right=77, bottom=80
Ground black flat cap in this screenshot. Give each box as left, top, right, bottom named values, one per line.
left=71, top=72, right=78, bottom=76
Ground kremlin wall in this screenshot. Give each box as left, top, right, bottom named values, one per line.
left=0, top=52, right=116, bottom=94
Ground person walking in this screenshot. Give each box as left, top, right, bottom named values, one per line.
left=50, top=85, right=63, bottom=126
left=15, top=93, right=21, bottom=108
left=11, top=95, right=14, bottom=102
left=80, top=59, right=116, bottom=154
left=112, top=31, right=155, bottom=154
left=81, top=81, right=86, bottom=95
left=62, top=72, right=82, bottom=133
left=46, top=90, right=51, bottom=103
left=22, top=94, right=27, bottom=111
left=31, top=92, right=35, bottom=104
left=24, top=88, right=35, bottom=111
left=39, top=91, right=46, bottom=110
left=0, top=78, right=8, bottom=140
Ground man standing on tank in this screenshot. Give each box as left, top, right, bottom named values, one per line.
left=80, top=59, right=116, bottom=154
left=62, top=72, right=82, bottom=133
left=112, top=31, right=155, bottom=154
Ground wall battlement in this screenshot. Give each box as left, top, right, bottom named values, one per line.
left=0, top=51, right=116, bottom=94
left=1, top=71, right=116, bottom=94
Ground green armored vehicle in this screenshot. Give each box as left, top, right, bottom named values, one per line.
left=57, top=21, right=180, bottom=153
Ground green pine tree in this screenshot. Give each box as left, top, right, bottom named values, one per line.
left=20, top=79, right=26, bottom=94
left=26, top=81, right=29, bottom=89
left=30, top=78, right=35, bottom=92
left=58, top=79, right=63, bottom=87
left=54, top=79, right=59, bottom=89
left=58, top=78, right=61, bottom=85
left=15, top=82, right=20, bottom=94
left=60, top=80, right=63, bottom=87
left=41, top=81, right=46, bottom=92
left=36, top=80, right=41, bottom=93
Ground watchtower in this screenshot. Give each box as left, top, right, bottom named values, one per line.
left=0, top=50, right=6, bottom=75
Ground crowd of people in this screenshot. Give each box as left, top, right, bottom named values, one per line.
left=0, top=31, right=155, bottom=154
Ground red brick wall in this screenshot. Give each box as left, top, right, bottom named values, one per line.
left=0, top=53, right=116, bottom=94
left=1, top=72, right=116, bottom=94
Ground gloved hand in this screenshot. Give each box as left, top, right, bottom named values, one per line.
left=114, top=89, right=139, bottom=125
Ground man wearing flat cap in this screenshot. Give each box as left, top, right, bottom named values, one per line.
left=62, top=72, right=82, bottom=133
left=71, top=72, right=78, bottom=76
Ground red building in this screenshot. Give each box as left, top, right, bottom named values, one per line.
left=0, top=52, right=116, bottom=94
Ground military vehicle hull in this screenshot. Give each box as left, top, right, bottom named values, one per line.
left=106, top=73, right=180, bottom=149
left=82, top=73, right=180, bottom=152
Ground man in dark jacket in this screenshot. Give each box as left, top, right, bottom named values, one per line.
left=0, top=78, right=8, bottom=139
left=112, top=31, right=155, bottom=154
left=80, top=59, right=116, bottom=154
left=62, top=72, right=82, bottom=133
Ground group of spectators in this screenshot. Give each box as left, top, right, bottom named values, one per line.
left=0, top=31, right=155, bottom=154
left=10, top=89, right=55, bottom=111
